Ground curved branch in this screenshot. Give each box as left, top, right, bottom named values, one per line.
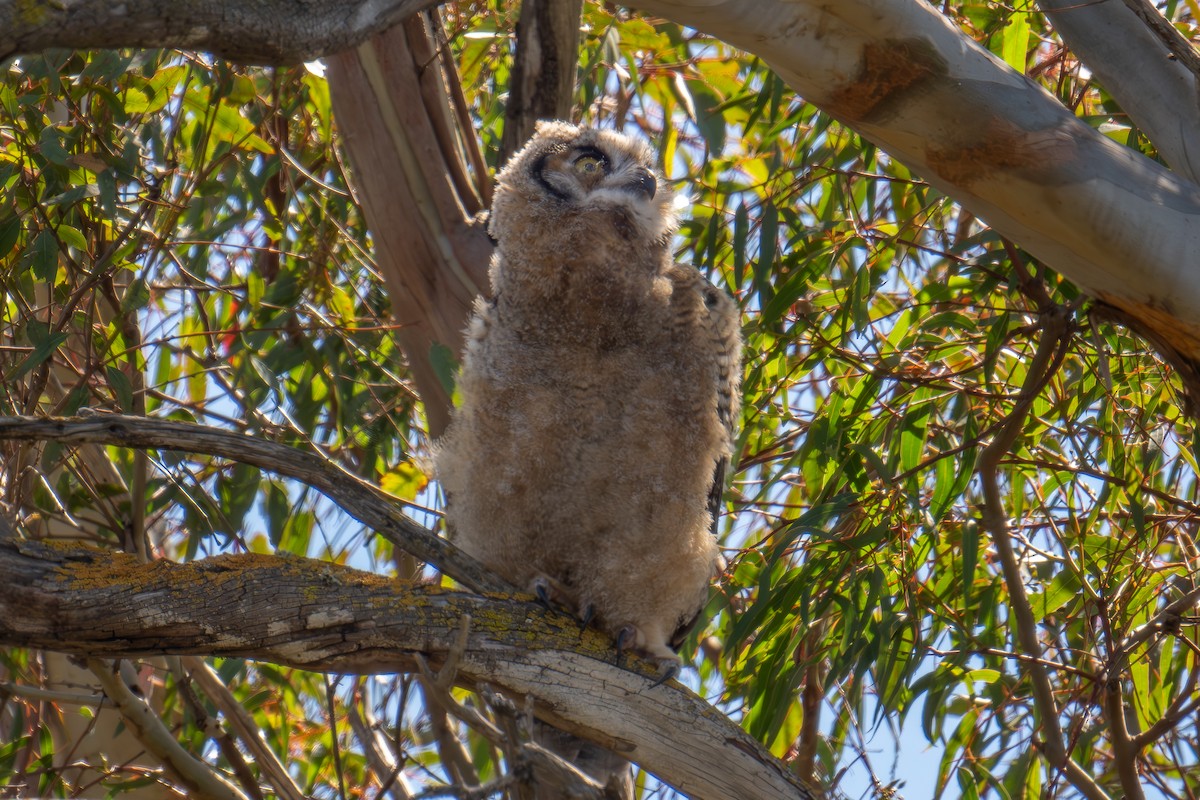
left=0, top=539, right=816, bottom=800
left=634, top=0, right=1200, bottom=365
left=0, top=415, right=512, bottom=595
left=976, top=311, right=1111, bottom=800
left=0, top=0, right=438, bottom=64
left=1040, top=0, right=1200, bottom=184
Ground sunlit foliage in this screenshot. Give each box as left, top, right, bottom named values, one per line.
left=2, top=2, right=1198, bottom=798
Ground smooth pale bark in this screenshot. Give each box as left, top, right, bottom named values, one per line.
left=7, top=0, right=1200, bottom=356
left=1040, top=0, right=1200, bottom=184
left=632, top=0, right=1200, bottom=360
left=0, top=539, right=818, bottom=800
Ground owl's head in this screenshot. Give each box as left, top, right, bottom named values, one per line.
left=489, top=121, right=677, bottom=252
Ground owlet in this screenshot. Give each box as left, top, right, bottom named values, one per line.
left=435, top=120, right=741, bottom=664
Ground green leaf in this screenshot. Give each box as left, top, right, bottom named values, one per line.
left=55, top=225, right=88, bottom=252
left=121, top=276, right=152, bottom=313
left=733, top=201, right=749, bottom=288
left=12, top=321, right=68, bottom=379
left=960, top=519, right=979, bottom=600
left=0, top=214, right=21, bottom=257
left=430, top=341, right=460, bottom=398
left=37, top=127, right=70, bottom=166
left=685, top=79, right=727, bottom=156
left=1030, top=568, right=1082, bottom=617
left=123, top=65, right=186, bottom=114
left=28, top=229, right=59, bottom=282
left=105, top=366, right=135, bottom=412
left=998, top=1, right=1032, bottom=72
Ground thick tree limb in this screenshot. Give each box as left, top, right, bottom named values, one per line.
left=0, top=0, right=438, bottom=64
left=1040, top=0, right=1200, bottom=184
left=632, top=0, right=1200, bottom=368
left=0, top=414, right=512, bottom=595
left=0, top=539, right=816, bottom=800
left=9, top=0, right=1200, bottom=375
left=325, top=17, right=492, bottom=437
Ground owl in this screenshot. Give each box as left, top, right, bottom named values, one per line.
left=435, top=120, right=741, bottom=666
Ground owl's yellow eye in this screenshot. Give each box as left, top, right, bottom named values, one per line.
left=573, top=155, right=605, bottom=175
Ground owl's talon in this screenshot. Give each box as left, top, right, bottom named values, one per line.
left=578, top=603, right=596, bottom=632
left=529, top=574, right=577, bottom=616
left=614, top=625, right=636, bottom=666
left=648, top=660, right=680, bottom=689
left=533, top=577, right=554, bottom=610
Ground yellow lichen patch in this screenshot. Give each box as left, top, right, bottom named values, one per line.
left=47, top=547, right=153, bottom=590
left=41, top=545, right=410, bottom=597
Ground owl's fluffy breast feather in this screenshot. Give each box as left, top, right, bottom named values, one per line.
left=435, top=121, right=741, bottom=662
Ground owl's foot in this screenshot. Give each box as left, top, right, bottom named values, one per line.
left=613, top=624, right=681, bottom=686
left=529, top=574, right=576, bottom=614
left=577, top=603, right=596, bottom=633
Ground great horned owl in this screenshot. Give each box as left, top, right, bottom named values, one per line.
left=435, top=120, right=741, bottom=664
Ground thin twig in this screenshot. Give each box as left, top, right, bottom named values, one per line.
left=1119, top=584, right=1200, bottom=658
left=324, top=674, right=349, bottom=800
left=182, top=656, right=307, bottom=800
left=1130, top=651, right=1200, bottom=750
left=347, top=699, right=416, bottom=800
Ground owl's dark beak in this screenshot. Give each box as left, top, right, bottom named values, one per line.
left=624, top=168, right=657, bottom=200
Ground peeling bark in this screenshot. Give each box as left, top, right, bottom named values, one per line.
left=500, top=0, right=585, bottom=163
left=326, top=16, right=492, bottom=437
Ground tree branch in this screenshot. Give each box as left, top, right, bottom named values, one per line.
left=85, top=658, right=247, bottom=800
left=976, top=310, right=1112, bottom=800
left=631, top=0, right=1200, bottom=367
left=0, top=539, right=816, bottom=800
left=1040, top=0, right=1200, bottom=184
left=1118, top=0, right=1200, bottom=81
left=1119, top=583, right=1200, bottom=658
left=181, top=656, right=308, bottom=800
left=0, top=414, right=511, bottom=595
left=500, top=0, right=585, bottom=164
left=0, top=0, right=439, bottom=64
left=325, top=16, right=492, bottom=437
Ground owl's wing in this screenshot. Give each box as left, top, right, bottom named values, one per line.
left=671, top=275, right=742, bottom=651
left=707, top=458, right=727, bottom=538
left=703, top=279, right=742, bottom=538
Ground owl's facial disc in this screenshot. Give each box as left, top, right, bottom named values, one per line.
left=520, top=133, right=676, bottom=243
